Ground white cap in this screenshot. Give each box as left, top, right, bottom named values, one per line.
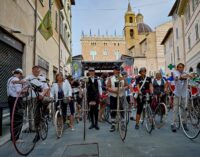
left=15, top=68, right=23, bottom=74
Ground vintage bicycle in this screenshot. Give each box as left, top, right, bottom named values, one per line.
left=11, top=82, right=49, bottom=156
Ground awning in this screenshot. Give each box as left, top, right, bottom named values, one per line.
left=82, top=61, right=123, bottom=70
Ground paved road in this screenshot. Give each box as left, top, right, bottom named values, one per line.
left=0, top=112, right=200, bottom=157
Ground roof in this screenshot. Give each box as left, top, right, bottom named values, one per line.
left=127, top=2, right=132, bottom=12
left=82, top=61, right=123, bottom=70
left=168, top=0, right=179, bottom=16
left=160, top=28, right=173, bottom=45
left=177, top=0, right=189, bottom=15
left=72, top=55, right=83, bottom=60
left=137, top=23, right=153, bottom=34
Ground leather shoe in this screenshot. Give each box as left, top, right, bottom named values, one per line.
left=89, top=125, right=94, bottom=129
left=110, top=125, right=115, bottom=132
left=95, top=125, right=100, bottom=130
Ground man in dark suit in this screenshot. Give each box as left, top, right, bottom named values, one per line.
left=87, top=67, right=102, bottom=130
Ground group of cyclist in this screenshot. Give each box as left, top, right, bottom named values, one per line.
left=7, top=62, right=199, bottom=143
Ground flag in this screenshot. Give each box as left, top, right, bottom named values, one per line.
left=38, top=10, right=53, bottom=40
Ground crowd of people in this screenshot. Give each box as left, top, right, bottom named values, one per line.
left=7, top=62, right=200, bottom=142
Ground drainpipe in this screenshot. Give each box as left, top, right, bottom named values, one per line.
left=181, top=16, right=186, bottom=66
left=58, top=10, right=61, bottom=72
left=33, top=0, right=37, bottom=66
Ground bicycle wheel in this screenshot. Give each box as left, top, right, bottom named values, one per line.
left=144, top=105, right=154, bottom=134
left=50, top=102, right=56, bottom=126
left=165, top=95, right=170, bottom=110
left=141, top=108, right=145, bottom=125
left=179, top=99, right=200, bottom=139
left=104, top=105, right=111, bottom=124
left=154, top=103, right=168, bottom=129
left=11, top=86, right=37, bottom=156
left=39, top=114, right=48, bottom=140
left=55, top=111, right=63, bottom=138
left=118, top=110, right=128, bottom=142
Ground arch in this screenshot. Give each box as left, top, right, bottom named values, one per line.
left=130, top=29, right=134, bottom=38
left=129, top=17, right=133, bottom=23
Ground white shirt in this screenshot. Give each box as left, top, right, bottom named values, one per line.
left=152, top=78, right=166, bottom=86
left=25, top=74, right=49, bottom=90
left=7, top=76, right=22, bottom=97
left=109, top=75, right=125, bottom=97
left=50, top=79, right=72, bottom=102
left=173, top=70, right=187, bottom=97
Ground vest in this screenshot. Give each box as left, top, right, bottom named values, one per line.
left=87, top=77, right=99, bottom=102
left=110, top=75, right=125, bottom=97
left=153, top=79, right=164, bottom=95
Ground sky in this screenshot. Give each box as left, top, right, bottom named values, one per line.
left=71, top=0, right=176, bottom=56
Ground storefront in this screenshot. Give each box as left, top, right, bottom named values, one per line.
left=0, top=27, right=24, bottom=104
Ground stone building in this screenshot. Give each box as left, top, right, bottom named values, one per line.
left=0, top=0, right=75, bottom=104
left=161, top=28, right=174, bottom=75
left=177, top=0, right=200, bottom=74
left=81, top=3, right=172, bottom=76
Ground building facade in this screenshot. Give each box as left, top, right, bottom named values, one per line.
left=177, top=0, right=200, bottom=74
left=161, top=28, right=174, bottom=75
left=81, top=3, right=171, bottom=76
left=125, top=3, right=172, bottom=76
left=168, top=0, right=186, bottom=71
left=81, top=35, right=126, bottom=61
left=0, top=0, right=75, bottom=103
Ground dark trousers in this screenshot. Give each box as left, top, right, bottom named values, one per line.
left=89, top=105, right=99, bottom=126
left=8, top=96, right=23, bottom=140
left=136, top=95, right=152, bottom=115
left=110, top=96, right=124, bottom=123
left=56, top=100, right=67, bottom=117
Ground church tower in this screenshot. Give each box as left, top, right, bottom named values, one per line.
left=124, top=2, right=139, bottom=51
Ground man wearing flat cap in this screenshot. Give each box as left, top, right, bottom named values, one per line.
left=7, top=68, right=23, bottom=141
left=106, top=65, right=128, bottom=132
left=87, top=67, right=102, bottom=130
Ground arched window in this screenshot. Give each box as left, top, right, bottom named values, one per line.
left=130, top=29, right=134, bottom=38
left=129, top=17, right=133, bottom=23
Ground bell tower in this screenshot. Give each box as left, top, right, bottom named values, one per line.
left=124, top=2, right=139, bottom=51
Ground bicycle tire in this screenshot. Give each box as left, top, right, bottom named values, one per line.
left=104, top=105, right=112, bottom=124
left=55, top=111, right=63, bottom=138
left=119, top=110, right=128, bottom=142
left=154, top=103, right=167, bottom=129
left=50, top=102, right=56, bottom=126
left=11, top=86, right=37, bottom=156
left=39, top=116, right=48, bottom=140
left=179, top=100, right=200, bottom=139
left=145, top=105, right=154, bottom=134
left=141, top=108, right=145, bottom=125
